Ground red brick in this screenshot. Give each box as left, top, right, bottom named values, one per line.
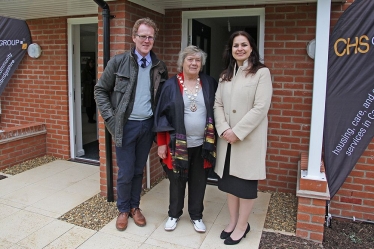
left=329, top=201, right=353, bottom=211
left=309, top=232, right=324, bottom=243
left=311, top=215, right=325, bottom=224
left=340, top=183, right=364, bottom=191
left=298, top=196, right=313, bottom=205
left=352, top=191, right=374, bottom=199
left=299, top=178, right=327, bottom=192
left=341, top=210, right=363, bottom=219
left=363, top=199, right=374, bottom=207
left=352, top=205, right=374, bottom=213
left=297, top=213, right=311, bottom=222
left=298, top=204, right=325, bottom=215
left=297, top=221, right=324, bottom=233
left=312, top=199, right=327, bottom=206
left=296, top=229, right=309, bottom=239
left=340, top=197, right=362, bottom=205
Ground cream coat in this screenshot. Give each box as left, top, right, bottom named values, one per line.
left=214, top=63, right=272, bottom=180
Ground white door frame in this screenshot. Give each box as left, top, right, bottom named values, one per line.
left=181, top=8, right=265, bottom=60
left=67, top=17, right=98, bottom=159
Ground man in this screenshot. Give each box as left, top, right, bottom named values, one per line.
left=94, top=17, right=168, bottom=231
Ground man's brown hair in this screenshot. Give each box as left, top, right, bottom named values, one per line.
left=132, top=17, right=159, bottom=38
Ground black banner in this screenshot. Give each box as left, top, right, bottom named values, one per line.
left=0, top=17, right=31, bottom=96
left=324, top=0, right=374, bottom=198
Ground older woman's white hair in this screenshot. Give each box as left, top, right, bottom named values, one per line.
left=177, top=45, right=207, bottom=72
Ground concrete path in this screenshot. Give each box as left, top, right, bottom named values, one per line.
left=0, top=160, right=271, bottom=248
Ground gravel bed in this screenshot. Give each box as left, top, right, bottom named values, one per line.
left=58, top=193, right=118, bottom=231
left=323, top=218, right=374, bottom=249
left=260, top=218, right=374, bottom=249
left=263, top=191, right=297, bottom=233
left=259, top=231, right=323, bottom=249
left=0, top=155, right=59, bottom=175
left=58, top=176, right=166, bottom=231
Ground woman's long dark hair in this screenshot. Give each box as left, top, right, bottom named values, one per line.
left=220, top=31, right=266, bottom=81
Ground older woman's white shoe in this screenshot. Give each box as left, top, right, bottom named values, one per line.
left=164, top=217, right=179, bottom=231
left=191, top=219, right=206, bottom=233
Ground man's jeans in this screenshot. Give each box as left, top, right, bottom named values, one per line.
left=115, top=118, right=154, bottom=213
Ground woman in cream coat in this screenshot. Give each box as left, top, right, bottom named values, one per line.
left=214, top=31, right=272, bottom=245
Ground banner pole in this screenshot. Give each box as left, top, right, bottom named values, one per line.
left=306, top=0, right=331, bottom=179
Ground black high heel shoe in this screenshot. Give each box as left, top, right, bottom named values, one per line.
left=220, top=229, right=233, bottom=239
left=224, top=223, right=250, bottom=245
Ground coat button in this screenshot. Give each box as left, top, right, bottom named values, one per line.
left=233, top=110, right=236, bottom=113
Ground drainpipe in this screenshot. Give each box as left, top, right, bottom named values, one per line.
left=146, top=156, right=150, bottom=189
left=93, top=0, right=114, bottom=202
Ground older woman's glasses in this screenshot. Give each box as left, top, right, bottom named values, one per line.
left=136, top=34, right=155, bottom=41
left=186, top=57, right=201, bottom=63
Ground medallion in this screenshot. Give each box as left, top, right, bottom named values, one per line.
left=177, top=73, right=200, bottom=112
left=190, top=102, right=197, bottom=112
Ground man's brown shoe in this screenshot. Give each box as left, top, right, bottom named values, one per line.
left=116, top=212, right=129, bottom=231
left=130, top=208, right=146, bottom=227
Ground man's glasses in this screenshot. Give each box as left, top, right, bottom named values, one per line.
left=136, top=34, right=155, bottom=42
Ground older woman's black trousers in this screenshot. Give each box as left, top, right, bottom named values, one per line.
left=164, top=145, right=208, bottom=220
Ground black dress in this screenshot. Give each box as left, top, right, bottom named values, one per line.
left=217, top=144, right=258, bottom=199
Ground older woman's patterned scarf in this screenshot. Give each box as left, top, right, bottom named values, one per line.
left=173, top=116, right=216, bottom=179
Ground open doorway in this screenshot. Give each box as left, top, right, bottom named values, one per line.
left=182, top=8, right=265, bottom=182
left=182, top=8, right=265, bottom=82
left=192, top=16, right=259, bottom=81
left=68, top=17, right=99, bottom=165
left=79, top=23, right=99, bottom=162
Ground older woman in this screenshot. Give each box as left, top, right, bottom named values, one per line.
left=214, top=31, right=272, bottom=245
left=153, top=45, right=217, bottom=232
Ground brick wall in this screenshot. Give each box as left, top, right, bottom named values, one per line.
left=330, top=149, right=374, bottom=221
left=163, top=9, right=182, bottom=76
left=0, top=123, right=46, bottom=170
left=296, top=197, right=326, bottom=242
left=0, top=17, right=70, bottom=159
left=264, top=4, right=316, bottom=193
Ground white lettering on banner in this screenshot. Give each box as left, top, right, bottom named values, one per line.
left=363, top=93, right=374, bottom=108
left=368, top=110, right=374, bottom=120
left=0, top=59, right=15, bottom=85
left=346, top=128, right=366, bottom=155
left=0, top=40, right=22, bottom=46
left=351, top=110, right=366, bottom=126
left=332, top=128, right=355, bottom=155
left=331, top=88, right=374, bottom=156
left=0, top=53, right=12, bottom=75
